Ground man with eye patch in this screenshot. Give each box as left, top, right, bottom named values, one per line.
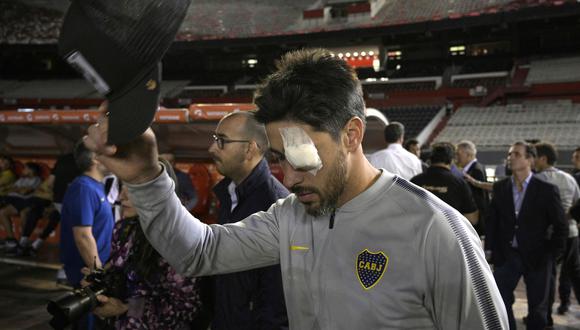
left=85, top=48, right=508, bottom=329
left=207, top=111, right=289, bottom=330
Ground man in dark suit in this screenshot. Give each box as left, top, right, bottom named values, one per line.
left=457, top=140, right=489, bottom=237
left=208, top=111, right=289, bottom=330
left=486, top=141, right=568, bottom=330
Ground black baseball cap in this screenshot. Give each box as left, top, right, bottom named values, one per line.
left=59, top=0, right=190, bottom=145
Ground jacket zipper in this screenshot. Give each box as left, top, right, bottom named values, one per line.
left=329, top=210, right=336, bottom=229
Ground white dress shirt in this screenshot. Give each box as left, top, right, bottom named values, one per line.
left=367, top=144, right=423, bottom=180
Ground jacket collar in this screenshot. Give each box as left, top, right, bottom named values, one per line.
left=214, top=158, right=271, bottom=202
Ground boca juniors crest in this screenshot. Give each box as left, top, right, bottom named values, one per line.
left=356, top=249, right=388, bottom=290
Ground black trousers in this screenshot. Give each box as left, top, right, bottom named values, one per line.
left=494, top=248, right=553, bottom=330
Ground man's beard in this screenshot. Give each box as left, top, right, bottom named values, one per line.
left=293, top=151, right=347, bottom=217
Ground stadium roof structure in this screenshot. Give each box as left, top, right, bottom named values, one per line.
left=1, top=0, right=579, bottom=44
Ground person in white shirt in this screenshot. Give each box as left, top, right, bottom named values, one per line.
left=367, top=122, right=422, bottom=180
left=534, top=142, right=580, bottom=319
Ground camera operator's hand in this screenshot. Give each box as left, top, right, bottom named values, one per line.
left=80, top=267, right=92, bottom=288
left=83, top=102, right=162, bottom=185
left=93, top=295, right=128, bottom=319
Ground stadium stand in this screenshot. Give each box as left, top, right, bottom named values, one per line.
left=380, top=105, right=442, bottom=140
left=178, top=0, right=317, bottom=40
left=0, top=1, right=62, bottom=44
left=525, top=55, right=580, bottom=84
left=2, top=0, right=574, bottom=43
left=452, top=75, right=509, bottom=89
left=1, top=80, right=98, bottom=99
left=363, top=81, right=438, bottom=96
left=177, top=86, right=228, bottom=99
left=0, top=79, right=191, bottom=100
left=224, top=85, right=257, bottom=98
left=435, top=101, right=580, bottom=149
left=458, top=57, right=513, bottom=74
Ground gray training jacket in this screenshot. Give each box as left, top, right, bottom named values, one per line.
left=127, top=168, right=508, bottom=330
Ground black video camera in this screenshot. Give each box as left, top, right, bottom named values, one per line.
left=47, top=267, right=124, bottom=329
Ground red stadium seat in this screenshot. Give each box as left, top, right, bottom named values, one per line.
left=37, top=162, right=52, bottom=180
left=188, top=163, right=212, bottom=218
left=12, top=160, right=25, bottom=177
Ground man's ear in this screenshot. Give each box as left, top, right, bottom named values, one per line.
left=343, top=117, right=364, bottom=152
left=246, top=141, right=259, bottom=160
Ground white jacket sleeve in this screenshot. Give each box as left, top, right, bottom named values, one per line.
left=126, top=169, right=281, bottom=276
left=423, top=210, right=509, bottom=330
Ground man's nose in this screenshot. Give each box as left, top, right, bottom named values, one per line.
left=208, top=140, right=218, bottom=154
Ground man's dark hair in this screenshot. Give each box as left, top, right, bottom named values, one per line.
left=513, top=141, right=537, bottom=159
left=74, top=140, right=94, bottom=173
left=384, top=122, right=404, bottom=144
left=535, top=142, right=558, bottom=165
left=575, top=146, right=580, bottom=153
left=253, top=48, right=366, bottom=141
left=404, top=139, right=419, bottom=151
left=25, top=162, right=41, bottom=177
left=430, top=142, right=455, bottom=165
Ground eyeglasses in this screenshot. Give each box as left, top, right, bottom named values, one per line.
left=212, top=134, right=251, bottom=149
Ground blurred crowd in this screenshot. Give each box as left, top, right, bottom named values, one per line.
left=0, top=2, right=62, bottom=44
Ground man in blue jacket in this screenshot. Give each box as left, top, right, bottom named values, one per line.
left=208, top=111, right=289, bottom=329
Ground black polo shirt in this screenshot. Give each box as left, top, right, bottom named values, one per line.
left=411, top=166, right=477, bottom=215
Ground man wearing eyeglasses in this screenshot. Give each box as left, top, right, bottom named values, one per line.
left=208, top=111, right=289, bottom=330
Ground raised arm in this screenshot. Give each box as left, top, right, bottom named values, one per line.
left=126, top=169, right=281, bottom=276
left=83, top=109, right=281, bottom=277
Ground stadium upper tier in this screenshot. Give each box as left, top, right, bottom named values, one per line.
left=526, top=56, right=580, bottom=85
left=0, top=0, right=576, bottom=44
left=435, top=101, right=580, bottom=150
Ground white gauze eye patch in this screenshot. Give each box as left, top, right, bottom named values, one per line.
left=279, top=127, right=323, bottom=175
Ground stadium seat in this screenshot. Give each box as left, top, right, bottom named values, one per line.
left=435, top=101, right=580, bottom=149
left=12, top=160, right=25, bottom=177
left=188, top=163, right=213, bottom=218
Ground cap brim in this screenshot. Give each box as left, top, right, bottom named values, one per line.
left=107, top=63, right=161, bottom=145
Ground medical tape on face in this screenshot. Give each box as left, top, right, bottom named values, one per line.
left=279, top=127, right=323, bottom=175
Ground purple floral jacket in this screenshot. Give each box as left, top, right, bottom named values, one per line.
left=107, top=218, right=202, bottom=329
